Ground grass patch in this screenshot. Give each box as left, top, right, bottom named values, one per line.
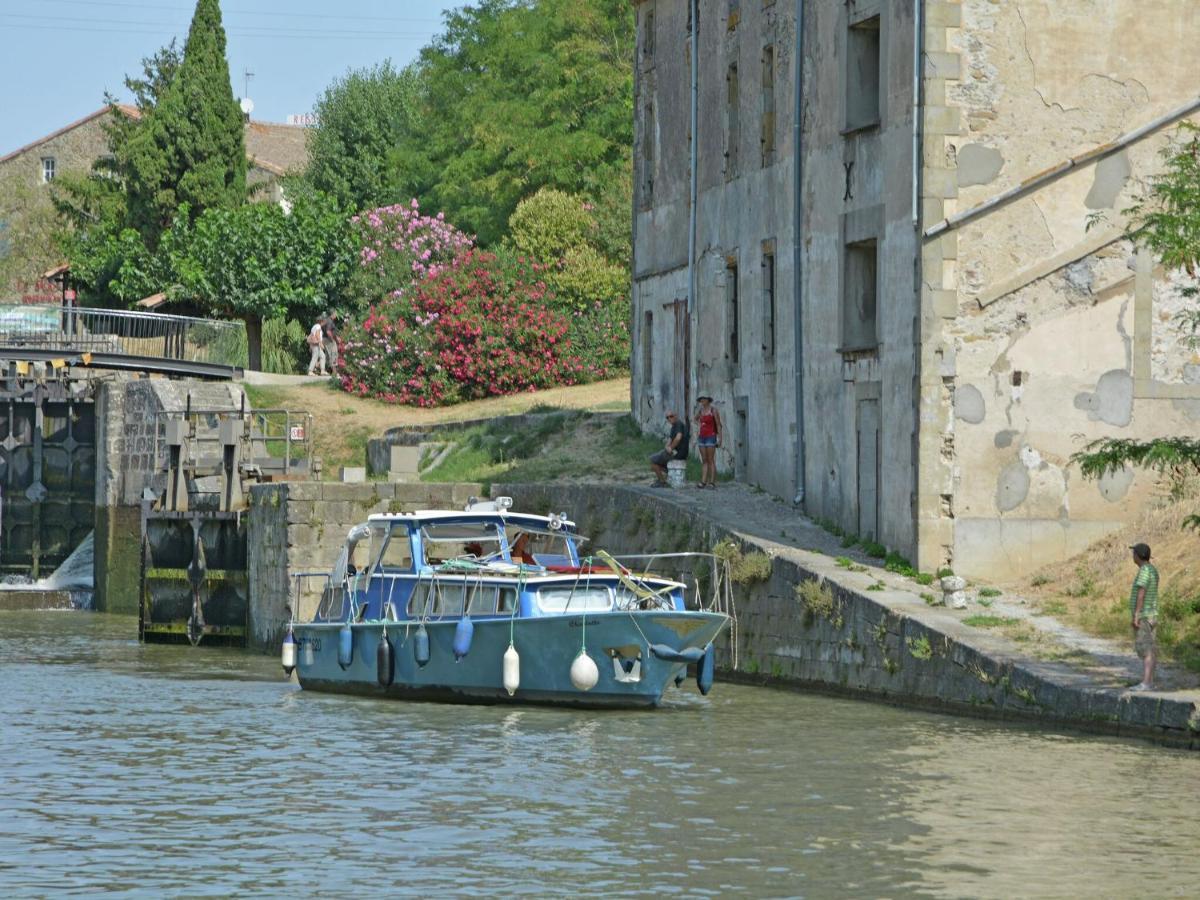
left=978, top=587, right=1002, bottom=598
left=937, top=567, right=954, bottom=578
left=963, top=615, right=1021, bottom=628
left=713, top=540, right=773, bottom=583
left=1030, top=574, right=1051, bottom=587
left=976, top=597, right=993, bottom=608
left=920, top=592, right=938, bottom=605
left=796, top=579, right=841, bottom=626
left=1038, top=600, right=1068, bottom=617
left=860, top=540, right=887, bottom=559
left=907, top=635, right=933, bottom=660
left=866, top=581, right=886, bottom=592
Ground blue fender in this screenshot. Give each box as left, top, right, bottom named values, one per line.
left=697, top=643, right=715, bottom=696
left=453, top=615, right=475, bottom=661
left=414, top=625, right=431, bottom=667
left=337, top=624, right=354, bottom=670
left=649, top=643, right=705, bottom=664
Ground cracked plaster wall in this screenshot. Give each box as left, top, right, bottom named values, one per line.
left=921, top=0, right=1200, bottom=580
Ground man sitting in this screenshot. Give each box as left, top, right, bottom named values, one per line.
left=649, top=411, right=689, bottom=487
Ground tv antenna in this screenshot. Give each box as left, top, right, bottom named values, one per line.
left=243, top=67, right=255, bottom=101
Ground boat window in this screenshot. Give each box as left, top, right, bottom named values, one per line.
left=422, top=522, right=503, bottom=565
left=407, top=583, right=438, bottom=618
left=318, top=586, right=347, bottom=620
left=373, top=527, right=414, bottom=573
left=535, top=587, right=613, bottom=614
left=498, top=587, right=516, bottom=614
left=466, top=584, right=496, bottom=615
left=438, top=584, right=466, bottom=617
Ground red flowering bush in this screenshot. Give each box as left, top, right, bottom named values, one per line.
left=338, top=250, right=587, bottom=406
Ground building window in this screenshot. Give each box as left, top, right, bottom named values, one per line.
left=846, top=15, right=881, bottom=131
left=726, top=257, right=740, bottom=364
left=642, top=310, right=654, bottom=385
left=725, top=63, right=739, bottom=179
left=842, top=239, right=878, bottom=351
left=642, top=5, right=655, bottom=65
left=727, top=0, right=741, bottom=31
left=761, top=248, right=776, bottom=357
left=761, top=44, right=776, bottom=163
left=640, top=102, right=655, bottom=208
left=41, top=157, right=56, bottom=183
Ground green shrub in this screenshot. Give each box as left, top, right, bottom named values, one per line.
left=713, top=539, right=772, bottom=583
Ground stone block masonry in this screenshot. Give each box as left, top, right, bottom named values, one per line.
left=245, top=481, right=482, bottom=651
left=496, top=483, right=1200, bottom=749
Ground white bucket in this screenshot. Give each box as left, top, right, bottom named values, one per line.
left=666, top=460, right=686, bottom=488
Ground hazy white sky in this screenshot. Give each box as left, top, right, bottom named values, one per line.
left=0, top=0, right=460, bottom=153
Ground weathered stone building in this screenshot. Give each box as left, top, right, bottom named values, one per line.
left=631, top=0, right=1200, bottom=578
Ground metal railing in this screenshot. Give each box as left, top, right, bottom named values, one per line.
left=0, top=304, right=247, bottom=368
left=151, top=406, right=315, bottom=482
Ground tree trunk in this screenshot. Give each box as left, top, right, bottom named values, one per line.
left=244, top=315, right=263, bottom=372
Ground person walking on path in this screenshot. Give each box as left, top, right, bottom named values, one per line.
left=694, top=394, right=723, bottom=488
left=649, top=411, right=688, bottom=487
left=321, top=310, right=339, bottom=374
left=305, top=318, right=327, bottom=376
left=1127, top=542, right=1160, bottom=692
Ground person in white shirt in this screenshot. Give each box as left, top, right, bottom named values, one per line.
left=306, top=320, right=327, bottom=375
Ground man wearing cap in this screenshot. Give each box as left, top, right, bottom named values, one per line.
left=649, top=411, right=689, bottom=487
left=1127, top=542, right=1159, bottom=692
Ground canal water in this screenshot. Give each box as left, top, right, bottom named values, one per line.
left=1, top=611, right=1198, bottom=898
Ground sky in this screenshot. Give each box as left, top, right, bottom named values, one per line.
left=0, top=0, right=461, bottom=154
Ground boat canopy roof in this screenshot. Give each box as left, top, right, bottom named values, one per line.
left=365, top=510, right=579, bottom=531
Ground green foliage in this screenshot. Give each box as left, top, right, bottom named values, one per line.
left=978, top=587, right=1002, bottom=598
left=1030, top=574, right=1051, bottom=587
left=936, top=567, right=955, bottom=578
left=907, top=635, right=933, bottom=661
left=712, top=540, right=772, bottom=584
left=307, top=61, right=422, bottom=211
left=795, top=579, right=835, bottom=618
left=508, top=188, right=596, bottom=261
left=395, top=0, right=635, bottom=246
left=860, top=540, right=887, bottom=559
left=914, top=572, right=935, bottom=586
left=920, top=593, right=937, bottom=605
left=866, top=581, right=885, bottom=592
left=121, top=0, right=246, bottom=244
left=1039, top=600, right=1068, bottom=616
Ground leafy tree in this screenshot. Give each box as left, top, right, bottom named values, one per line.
left=1074, top=124, right=1200, bottom=527
left=121, top=0, right=245, bottom=245
left=395, top=0, right=634, bottom=245
left=306, top=61, right=422, bottom=212
left=109, top=191, right=351, bottom=369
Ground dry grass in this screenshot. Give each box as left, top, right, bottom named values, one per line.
left=243, top=377, right=631, bottom=473
left=1018, top=497, right=1200, bottom=670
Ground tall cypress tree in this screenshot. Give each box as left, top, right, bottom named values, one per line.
left=122, top=0, right=246, bottom=245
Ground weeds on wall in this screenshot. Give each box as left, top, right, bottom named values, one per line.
left=713, top=540, right=772, bottom=584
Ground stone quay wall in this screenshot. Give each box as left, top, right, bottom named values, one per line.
left=245, top=481, right=481, bottom=651
left=496, top=483, right=1200, bottom=748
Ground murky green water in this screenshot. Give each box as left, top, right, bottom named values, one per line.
left=1, top=612, right=1198, bottom=898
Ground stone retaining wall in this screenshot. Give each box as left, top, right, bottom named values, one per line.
left=245, top=481, right=481, bottom=651
left=496, top=483, right=1200, bottom=748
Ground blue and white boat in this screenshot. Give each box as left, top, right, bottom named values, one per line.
left=283, top=498, right=732, bottom=708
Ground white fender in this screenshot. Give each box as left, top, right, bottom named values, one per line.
left=570, top=650, right=599, bottom=692
left=503, top=644, right=520, bottom=696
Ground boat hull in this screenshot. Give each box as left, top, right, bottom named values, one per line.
left=293, top=611, right=727, bottom=708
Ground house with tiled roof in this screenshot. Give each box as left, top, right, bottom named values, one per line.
left=0, top=105, right=311, bottom=300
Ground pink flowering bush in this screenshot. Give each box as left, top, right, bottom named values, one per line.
left=338, top=250, right=587, bottom=406
left=348, top=199, right=475, bottom=308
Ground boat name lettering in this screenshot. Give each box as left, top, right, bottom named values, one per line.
left=568, top=619, right=601, bottom=628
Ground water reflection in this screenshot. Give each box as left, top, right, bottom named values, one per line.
left=0, top=612, right=1197, bottom=897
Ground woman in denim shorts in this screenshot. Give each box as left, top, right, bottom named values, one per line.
left=694, top=394, right=722, bottom=488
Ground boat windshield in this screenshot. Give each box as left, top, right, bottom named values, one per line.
left=371, top=524, right=414, bottom=574
left=506, top=527, right=576, bottom=566
left=421, top=522, right=504, bottom=565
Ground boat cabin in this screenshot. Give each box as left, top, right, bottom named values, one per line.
left=312, top=509, right=686, bottom=625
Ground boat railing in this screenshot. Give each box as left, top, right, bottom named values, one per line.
left=606, top=552, right=734, bottom=614
left=290, top=569, right=333, bottom=622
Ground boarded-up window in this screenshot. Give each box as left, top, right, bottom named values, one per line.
left=761, top=45, right=776, bottom=163
left=762, top=249, right=776, bottom=357
left=727, top=258, right=740, bottom=364
left=842, top=239, right=878, bottom=350
left=725, top=63, right=739, bottom=178
left=642, top=5, right=655, bottom=64
left=640, top=101, right=655, bottom=208
left=642, top=310, right=654, bottom=385
left=846, top=15, right=881, bottom=130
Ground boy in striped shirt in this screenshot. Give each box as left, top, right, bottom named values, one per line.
left=1128, top=542, right=1159, bottom=692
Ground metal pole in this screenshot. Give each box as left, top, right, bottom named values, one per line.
left=792, top=0, right=806, bottom=506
